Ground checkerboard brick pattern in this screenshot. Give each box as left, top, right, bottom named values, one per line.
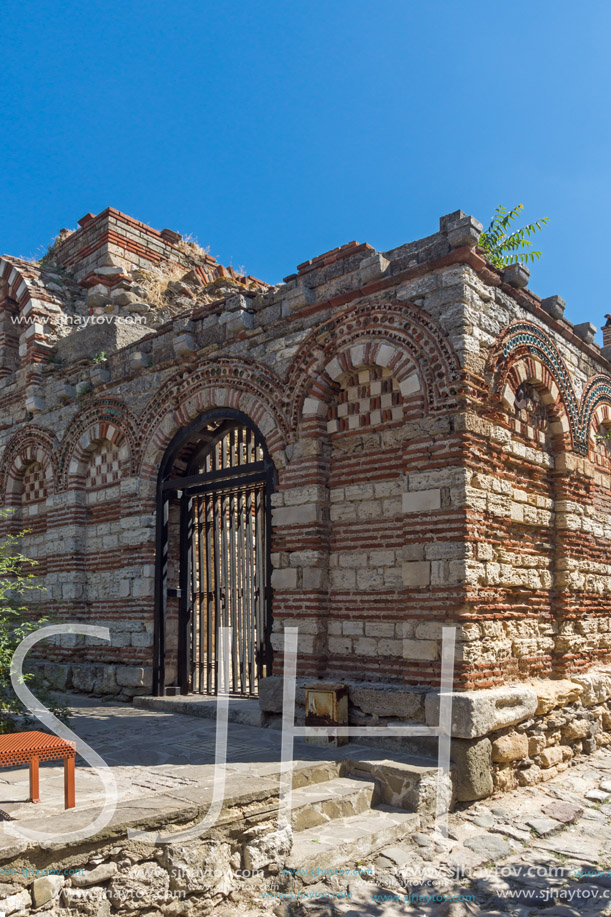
left=327, top=366, right=402, bottom=433
left=86, top=441, right=121, bottom=490
left=22, top=461, right=47, bottom=504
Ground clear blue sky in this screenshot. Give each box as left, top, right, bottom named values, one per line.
left=2, top=1, right=609, bottom=335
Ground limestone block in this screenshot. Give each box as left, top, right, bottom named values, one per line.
left=561, top=718, right=591, bottom=741
left=273, top=504, right=317, bottom=526
left=530, top=679, right=584, bottom=714
left=445, top=214, right=482, bottom=249
left=302, top=567, right=324, bottom=590
left=402, top=489, right=441, bottom=513
left=107, top=862, right=170, bottom=909
left=56, top=320, right=148, bottom=363
left=349, top=684, right=425, bottom=720
left=540, top=745, right=563, bottom=768
left=502, top=263, right=530, bottom=289
left=571, top=671, right=611, bottom=706
left=491, top=732, right=529, bottom=763
left=540, top=295, right=566, bottom=319
left=329, top=637, right=352, bottom=655
left=173, top=332, right=195, bottom=357
left=528, top=734, right=546, bottom=756
left=0, top=889, right=31, bottom=915
left=32, top=875, right=65, bottom=907
left=271, top=568, right=298, bottom=589
left=354, top=637, right=378, bottom=656
left=403, top=639, right=438, bottom=661
left=402, top=561, right=431, bottom=586
left=116, top=666, right=152, bottom=688
left=359, top=252, right=390, bottom=283
left=161, top=843, right=234, bottom=895
left=573, top=321, right=596, bottom=344
left=90, top=364, right=110, bottom=387
left=243, top=824, right=292, bottom=871
left=450, top=737, right=493, bottom=802
left=518, top=765, right=542, bottom=786
left=425, top=684, right=538, bottom=738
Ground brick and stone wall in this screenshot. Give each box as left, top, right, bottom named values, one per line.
left=1, top=206, right=611, bottom=769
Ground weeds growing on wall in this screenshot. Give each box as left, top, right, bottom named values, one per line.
left=479, top=204, right=548, bottom=268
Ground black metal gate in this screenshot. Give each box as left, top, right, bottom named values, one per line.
left=153, top=413, right=274, bottom=697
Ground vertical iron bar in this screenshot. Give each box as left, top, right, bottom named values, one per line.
left=153, top=491, right=170, bottom=696
left=255, top=484, right=266, bottom=684
left=239, top=487, right=247, bottom=694
left=247, top=487, right=256, bottom=695
left=178, top=493, right=193, bottom=695
left=230, top=490, right=238, bottom=691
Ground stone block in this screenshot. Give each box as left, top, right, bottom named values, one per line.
left=573, top=321, right=596, bottom=344
left=0, top=889, right=31, bottom=915
left=561, top=718, right=590, bottom=741
left=349, top=684, right=425, bottom=719
left=571, top=671, right=611, bottom=706
left=403, top=638, right=438, bottom=660
left=90, top=364, right=110, bottom=386
left=451, top=737, right=493, bottom=802
left=116, top=666, right=152, bottom=688
left=32, top=875, right=65, bottom=907
left=447, top=215, right=482, bottom=249
left=56, top=320, right=149, bottom=363
left=425, top=684, right=538, bottom=738
left=540, top=294, right=566, bottom=319
left=491, top=731, right=529, bottom=763
left=271, top=567, right=298, bottom=589
left=502, top=263, right=530, bottom=289
left=530, top=679, right=584, bottom=714
left=402, top=489, right=441, bottom=513
left=540, top=745, right=563, bottom=768
left=273, top=504, right=318, bottom=527
left=402, top=561, right=431, bottom=586
left=173, top=333, right=195, bottom=356
left=242, top=824, right=292, bottom=872
left=528, top=734, right=545, bottom=756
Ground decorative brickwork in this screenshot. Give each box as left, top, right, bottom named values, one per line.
left=22, top=461, right=47, bottom=505
left=2, top=207, right=611, bottom=741
left=86, top=441, right=122, bottom=490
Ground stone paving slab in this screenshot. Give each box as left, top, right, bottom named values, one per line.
left=283, top=747, right=611, bottom=917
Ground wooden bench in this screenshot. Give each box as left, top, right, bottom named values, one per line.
left=0, top=731, right=76, bottom=809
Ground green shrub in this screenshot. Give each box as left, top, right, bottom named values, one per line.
left=0, top=512, right=70, bottom=733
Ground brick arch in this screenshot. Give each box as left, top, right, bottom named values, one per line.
left=0, top=425, right=58, bottom=505
left=0, top=256, right=67, bottom=368
left=487, top=321, right=577, bottom=450
left=579, top=375, right=611, bottom=453
left=138, top=358, right=289, bottom=507
left=299, top=339, right=422, bottom=425
left=58, top=399, right=138, bottom=490
left=286, top=300, right=460, bottom=428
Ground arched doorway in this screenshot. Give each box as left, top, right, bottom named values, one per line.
left=153, top=410, right=275, bottom=696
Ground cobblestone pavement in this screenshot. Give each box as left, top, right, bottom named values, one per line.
left=258, top=747, right=611, bottom=917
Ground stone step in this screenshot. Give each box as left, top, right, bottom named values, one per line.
left=134, top=694, right=266, bottom=727
left=345, top=756, right=442, bottom=821
left=286, top=806, right=420, bottom=875
left=290, top=777, right=376, bottom=831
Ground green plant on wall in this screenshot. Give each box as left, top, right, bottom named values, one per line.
left=0, top=512, right=70, bottom=733
left=479, top=204, right=548, bottom=268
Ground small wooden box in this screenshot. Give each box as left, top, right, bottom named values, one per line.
left=304, top=682, right=349, bottom=747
